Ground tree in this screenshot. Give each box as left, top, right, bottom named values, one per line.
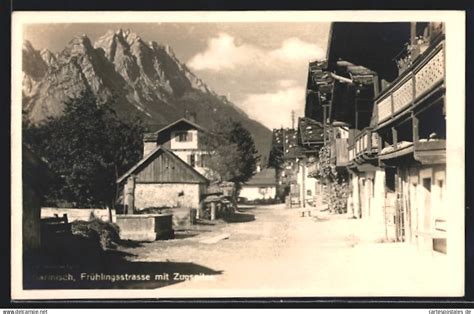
left=268, top=144, right=284, bottom=170
left=23, top=91, right=144, bottom=208
left=202, top=118, right=259, bottom=184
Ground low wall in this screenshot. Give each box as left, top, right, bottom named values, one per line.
left=115, top=214, right=174, bottom=241
left=41, top=207, right=116, bottom=223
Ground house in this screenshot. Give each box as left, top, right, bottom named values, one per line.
left=297, top=117, right=325, bottom=207
left=142, top=117, right=212, bottom=179
left=240, top=168, right=277, bottom=201
left=371, top=22, right=447, bottom=253
left=116, top=146, right=209, bottom=212
left=281, top=128, right=304, bottom=207
left=280, top=126, right=321, bottom=208
left=312, top=21, right=448, bottom=253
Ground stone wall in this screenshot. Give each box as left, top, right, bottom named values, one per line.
left=134, top=183, right=202, bottom=209
left=116, top=214, right=174, bottom=241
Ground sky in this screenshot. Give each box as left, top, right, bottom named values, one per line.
left=23, top=23, right=330, bottom=129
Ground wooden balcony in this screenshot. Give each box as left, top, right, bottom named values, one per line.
left=348, top=129, right=378, bottom=164
left=414, top=139, right=446, bottom=164
left=372, top=39, right=445, bottom=129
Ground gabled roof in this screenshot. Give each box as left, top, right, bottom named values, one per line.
left=283, top=129, right=305, bottom=159
left=327, top=22, right=412, bottom=81
left=153, top=118, right=206, bottom=136
left=272, top=128, right=284, bottom=147
left=243, top=168, right=277, bottom=186
left=298, top=117, right=325, bottom=145
left=116, top=146, right=209, bottom=184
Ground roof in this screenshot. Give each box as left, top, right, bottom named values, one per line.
left=243, top=168, right=277, bottom=186
left=327, top=22, right=412, bottom=81
left=335, top=61, right=376, bottom=85
left=272, top=128, right=284, bottom=147
left=282, top=129, right=305, bottom=159
left=116, top=146, right=209, bottom=184
left=298, top=117, right=325, bottom=146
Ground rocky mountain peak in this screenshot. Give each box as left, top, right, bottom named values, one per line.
left=59, top=34, right=97, bottom=62
left=22, top=29, right=272, bottom=158
left=23, top=40, right=36, bottom=53
left=40, top=49, right=57, bottom=67
left=22, top=40, right=48, bottom=81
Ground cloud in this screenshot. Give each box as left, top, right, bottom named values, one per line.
left=240, top=86, right=306, bottom=129
left=187, top=33, right=324, bottom=129
left=270, top=37, right=325, bottom=62
left=277, top=79, right=299, bottom=88
left=188, top=33, right=264, bottom=71
left=188, top=33, right=324, bottom=72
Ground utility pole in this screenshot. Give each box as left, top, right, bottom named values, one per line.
left=291, top=110, right=295, bottom=130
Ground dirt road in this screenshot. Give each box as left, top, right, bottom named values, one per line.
left=122, top=204, right=458, bottom=297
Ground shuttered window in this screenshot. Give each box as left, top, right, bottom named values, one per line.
left=176, top=131, right=192, bottom=142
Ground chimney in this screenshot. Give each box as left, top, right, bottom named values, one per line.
left=143, top=132, right=158, bottom=157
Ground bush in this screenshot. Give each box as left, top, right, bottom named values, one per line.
left=71, top=219, right=120, bottom=250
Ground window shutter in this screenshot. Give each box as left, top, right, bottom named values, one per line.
left=188, top=131, right=193, bottom=141
left=196, top=154, right=201, bottom=167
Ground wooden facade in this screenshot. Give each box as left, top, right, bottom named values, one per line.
left=134, top=149, right=208, bottom=184
left=117, top=147, right=209, bottom=211
left=118, top=147, right=209, bottom=185
left=301, top=22, right=448, bottom=248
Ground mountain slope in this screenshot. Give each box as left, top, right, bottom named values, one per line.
left=22, top=29, right=272, bottom=160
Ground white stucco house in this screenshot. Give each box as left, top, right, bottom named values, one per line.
left=143, top=117, right=212, bottom=178
left=240, top=168, right=277, bottom=201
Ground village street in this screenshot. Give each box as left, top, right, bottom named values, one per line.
left=121, top=204, right=452, bottom=297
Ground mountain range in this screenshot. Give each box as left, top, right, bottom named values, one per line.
left=22, top=29, right=272, bottom=160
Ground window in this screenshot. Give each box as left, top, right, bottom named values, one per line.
left=371, top=179, right=375, bottom=197
left=187, top=154, right=196, bottom=167
left=175, top=131, right=192, bottom=142
left=259, top=187, right=268, bottom=195
left=438, top=180, right=444, bottom=200
left=199, top=154, right=209, bottom=168
left=386, top=167, right=396, bottom=192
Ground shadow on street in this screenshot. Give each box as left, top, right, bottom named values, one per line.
left=23, top=239, right=222, bottom=290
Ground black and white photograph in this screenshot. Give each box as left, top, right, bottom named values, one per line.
left=11, top=11, right=465, bottom=300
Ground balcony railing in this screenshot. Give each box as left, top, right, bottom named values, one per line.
left=349, top=129, right=379, bottom=162
left=332, top=138, right=349, bottom=167
left=373, top=40, right=445, bottom=126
